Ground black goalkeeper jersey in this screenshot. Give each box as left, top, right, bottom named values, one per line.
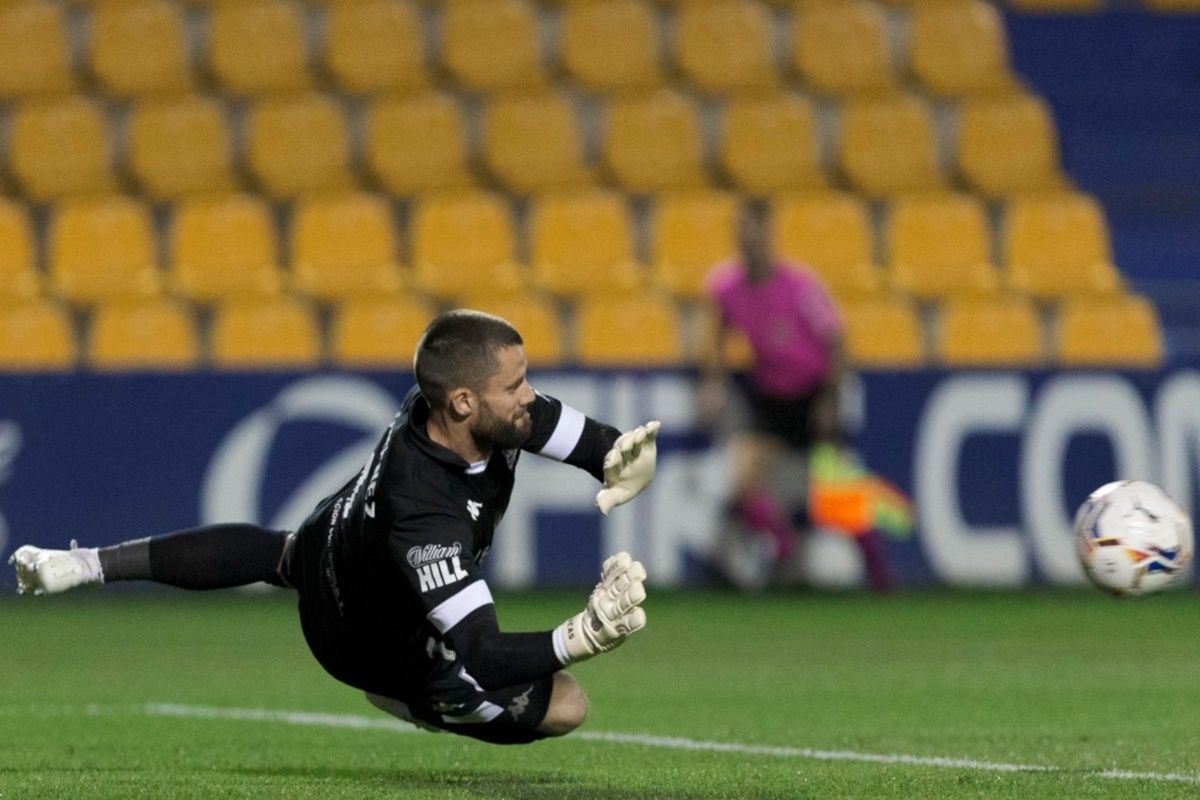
left=295, top=384, right=619, bottom=692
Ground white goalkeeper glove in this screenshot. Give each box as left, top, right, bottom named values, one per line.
left=554, top=552, right=647, bottom=664
left=595, top=420, right=661, bottom=516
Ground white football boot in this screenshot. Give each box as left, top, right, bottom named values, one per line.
left=8, top=540, right=103, bottom=595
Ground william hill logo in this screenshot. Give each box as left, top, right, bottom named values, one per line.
left=407, top=542, right=468, bottom=593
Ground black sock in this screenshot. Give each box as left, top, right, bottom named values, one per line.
left=98, top=524, right=290, bottom=590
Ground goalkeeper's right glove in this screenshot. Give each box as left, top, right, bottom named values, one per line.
left=554, top=552, right=647, bottom=665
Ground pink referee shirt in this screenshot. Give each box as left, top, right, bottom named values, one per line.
left=707, top=260, right=843, bottom=398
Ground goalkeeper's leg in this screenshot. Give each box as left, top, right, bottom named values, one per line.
left=10, top=524, right=291, bottom=595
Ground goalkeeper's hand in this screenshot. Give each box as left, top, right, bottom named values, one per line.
left=595, top=420, right=661, bottom=516
left=554, top=552, right=647, bottom=664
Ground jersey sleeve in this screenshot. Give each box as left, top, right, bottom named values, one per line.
left=386, top=512, right=495, bottom=637
left=521, top=391, right=619, bottom=482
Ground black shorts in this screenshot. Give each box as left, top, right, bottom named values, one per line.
left=280, top=506, right=555, bottom=745
left=743, top=384, right=820, bottom=451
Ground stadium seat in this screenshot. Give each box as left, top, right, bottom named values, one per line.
left=247, top=93, right=352, bottom=198
left=207, top=0, right=309, bottom=95
left=839, top=94, right=944, bottom=197
left=560, top=0, right=661, bottom=92
left=441, top=0, right=545, bottom=92
left=89, top=0, right=191, bottom=97
left=410, top=191, right=524, bottom=298
left=958, top=94, right=1066, bottom=196
left=603, top=90, right=706, bottom=193
left=530, top=190, right=642, bottom=297
left=324, top=0, right=427, bottom=95
left=909, top=0, right=1015, bottom=98
left=936, top=296, right=1044, bottom=366
left=483, top=92, right=593, bottom=192
left=675, top=0, right=777, bottom=94
left=838, top=295, right=925, bottom=368
left=453, top=294, right=564, bottom=366
left=886, top=193, right=999, bottom=299
left=1057, top=295, right=1163, bottom=368
left=576, top=294, right=684, bottom=367
left=650, top=190, right=738, bottom=300
left=772, top=192, right=884, bottom=298
left=790, top=1, right=895, bottom=96
left=87, top=299, right=200, bottom=370
left=129, top=96, right=236, bottom=200
left=0, top=300, right=75, bottom=370
left=290, top=193, right=405, bottom=300
left=0, top=200, right=41, bottom=301
left=719, top=93, right=824, bottom=193
left=210, top=297, right=321, bottom=369
left=366, top=92, right=472, bottom=195
left=696, top=304, right=756, bottom=370
left=1007, top=0, right=1102, bottom=10
left=0, top=1, right=74, bottom=99
left=48, top=196, right=161, bottom=304
left=9, top=96, right=116, bottom=201
left=329, top=295, right=436, bottom=368
left=170, top=194, right=285, bottom=300
left=1004, top=193, right=1122, bottom=299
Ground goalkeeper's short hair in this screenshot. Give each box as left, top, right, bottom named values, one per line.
left=414, top=309, right=524, bottom=409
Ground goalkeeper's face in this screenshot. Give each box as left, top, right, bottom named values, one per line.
left=471, top=345, right=535, bottom=450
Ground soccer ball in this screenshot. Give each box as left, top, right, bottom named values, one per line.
left=1075, top=480, right=1194, bottom=597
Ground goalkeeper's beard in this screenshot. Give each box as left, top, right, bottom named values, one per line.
left=471, top=401, right=531, bottom=452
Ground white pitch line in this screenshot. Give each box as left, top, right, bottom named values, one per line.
left=142, top=703, right=1200, bottom=786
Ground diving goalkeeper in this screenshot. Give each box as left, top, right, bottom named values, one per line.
left=9, top=310, right=658, bottom=745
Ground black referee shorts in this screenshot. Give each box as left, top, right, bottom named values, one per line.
left=279, top=503, right=556, bottom=745
left=743, top=384, right=821, bottom=451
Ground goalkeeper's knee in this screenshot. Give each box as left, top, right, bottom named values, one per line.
left=537, top=672, right=588, bottom=737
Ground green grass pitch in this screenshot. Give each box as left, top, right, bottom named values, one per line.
left=0, top=588, right=1197, bottom=799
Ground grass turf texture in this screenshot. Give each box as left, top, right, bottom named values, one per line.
left=0, top=589, right=1196, bottom=799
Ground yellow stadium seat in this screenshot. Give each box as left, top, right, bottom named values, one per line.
left=1058, top=296, right=1163, bottom=367
left=210, top=297, right=321, bottom=369
left=0, top=300, right=75, bottom=370
left=483, top=92, right=592, bottom=193
left=1007, top=0, right=1102, bottom=11
left=89, top=0, right=191, bottom=97
left=772, top=192, right=883, bottom=297
left=676, top=0, right=777, bottom=94
left=958, top=93, right=1066, bottom=196
left=454, top=294, right=564, bottom=366
left=937, top=296, right=1044, bottom=366
left=247, top=93, right=352, bottom=198
left=87, top=299, right=200, bottom=370
left=170, top=194, right=284, bottom=300
left=576, top=294, right=684, bottom=367
left=290, top=193, right=405, bottom=300
left=720, top=93, right=824, bottom=193
left=0, top=200, right=41, bottom=301
left=0, top=1, right=74, bottom=99
left=560, top=0, right=661, bottom=92
left=910, top=0, right=1015, bottom=98
left=208, top=0, right=309, bottom=95
left=791, top=1, right=895, bottom=96
left=839, top=295, right=925, bottom=368
left=329, top=295, right=436, bottom=368
left=441, top=0, right=545, bottom=92
left=651, top=190, right=738, bottom=299
left=604, top=90, right=705, bottom=193
left=696, top=303, right=755, bottom=370
left=48, top=196, right=161, bottom=304
left=410, top=191, right=523, bottom=298
left=366, top=92, right=472, bottom=196
left=129, top=96, right=235, bottom=200
left=839, top=94, right=944, bottom=197
left=887, top=193, right=998, bottom=299
left=530, top=190, right=642, bottom=297
left=1004, top=193, right=1122, bottom=299
left=9, top=97, right=115, bottom=201
left=325, top=0, right=426, bottom=95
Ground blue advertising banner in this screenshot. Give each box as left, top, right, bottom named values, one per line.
left=0, top=367, right=1196, bottom=589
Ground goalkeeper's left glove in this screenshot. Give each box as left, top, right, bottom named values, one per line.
left=595, top=420, right=661, bottom=516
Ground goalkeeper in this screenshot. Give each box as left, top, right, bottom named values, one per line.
left=9, top=310, right=657, bottom=745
